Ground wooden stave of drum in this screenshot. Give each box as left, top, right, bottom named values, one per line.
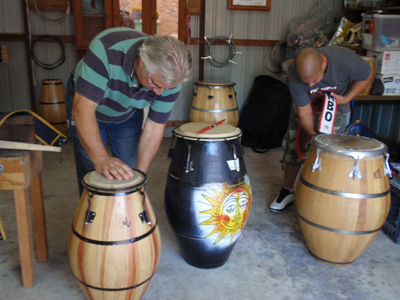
left=68, top=169, right=161, bottom=300
left=190, top=81, right=239, bottom=127
left=295, top=134, right=391, bottom=266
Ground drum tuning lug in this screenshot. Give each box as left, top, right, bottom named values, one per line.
left=208, top=95, right=214, bottom=100
left=185, top=145, right=194, bottom=173
left=228, top=59, right=238, bottom=65
left=84, top=210, right=96, bottom=229
left=312, top=149, right=321, bottom=172
left=384, top=153, right=392, bottom=178
left=348, top=158, right=362, bottom=179
left=201, top=55, right=212, bottom=60
left=139, top=211, right=151, bottom=225
left=185, top=161, right=194, bottom=173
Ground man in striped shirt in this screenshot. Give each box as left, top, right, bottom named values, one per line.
left=66, top=28, right=192, bottom=195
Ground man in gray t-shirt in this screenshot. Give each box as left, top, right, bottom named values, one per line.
left=269, top=46, right=373, bottom=212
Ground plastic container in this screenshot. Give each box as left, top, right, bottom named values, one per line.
left=362, top=14, right=400, bottom=51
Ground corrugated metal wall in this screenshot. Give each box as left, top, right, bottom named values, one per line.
left=0, top=0, right=398, bottom=144
left=0, top=0, right=76, bottom=113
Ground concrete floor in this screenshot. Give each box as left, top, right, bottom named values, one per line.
left=0, top=138, right=400, bottom=300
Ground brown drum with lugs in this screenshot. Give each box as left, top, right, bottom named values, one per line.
left=296, top=135, right=391, bottom=266
left=39, top=79, right=68, bottom=136
left=68, top=169, right=161, bottom=300
left=190, top=82, right=239, bottom=126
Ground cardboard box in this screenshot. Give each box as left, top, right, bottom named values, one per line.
left=362, top=14, right=400, bottom=51
left=367, top=50, right=400, bottom=74
left=375, top=74, right=400, bottom=95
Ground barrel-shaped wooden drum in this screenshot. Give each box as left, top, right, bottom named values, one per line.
left=68, top=169, right=161, bottom=300
left=296, top=135, right=391, bottom=266
left=39, top=79, right=68, bottom=136
left=164, top=122, right=252, bottom=268
left=190, top=82, right=239, bottom=126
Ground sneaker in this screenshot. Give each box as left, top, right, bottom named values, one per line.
left=269, top=188, right=294, bottom=211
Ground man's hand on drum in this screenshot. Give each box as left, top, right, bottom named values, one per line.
left=93, top=156, right=134, bottom=180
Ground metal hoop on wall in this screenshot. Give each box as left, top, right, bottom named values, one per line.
left=202, top=35, right=238, bottom=68
left=32, top=0, right=71, bottom=23
left=31, top=35, right=65, bottom=70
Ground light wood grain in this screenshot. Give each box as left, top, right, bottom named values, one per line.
left=296, top=146, right=391, bottom=266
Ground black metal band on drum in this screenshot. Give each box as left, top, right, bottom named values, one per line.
left=299, top=176, right=390, bottom=199
left=71, top=218, right=159, bottom=246
left=74, top=272, right=154, bottom=292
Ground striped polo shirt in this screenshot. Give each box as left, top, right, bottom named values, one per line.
left=73, top=27, right=181, bottom=124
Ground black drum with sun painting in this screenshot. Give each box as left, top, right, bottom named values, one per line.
left=164, top=122, right=252, bottom=268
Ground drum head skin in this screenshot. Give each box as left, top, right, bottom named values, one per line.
left=174, top=122, right=242, bottom=140
left=83, top=169, right=146, bottom=194
left=313, top=134, right=387, bottom=158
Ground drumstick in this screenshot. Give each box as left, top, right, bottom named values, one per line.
left=197, top=119, right=226, bottom=134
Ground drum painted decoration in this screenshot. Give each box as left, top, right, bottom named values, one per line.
left=39, top=79, right=68, bottom=136
left=190, top=82, right=239, bottom=126
left=165, top=122, right=252, bottom=268
left=296, top=135, right=391, bottom=266
left=68, top=170, right=161, bottom=300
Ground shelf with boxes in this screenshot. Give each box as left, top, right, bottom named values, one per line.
left=361, top=11, right=400, bottom=95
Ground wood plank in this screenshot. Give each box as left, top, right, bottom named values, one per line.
left=30, top=173, right=48, bottom=262
left=0, top=141, right=62, bottom=152
left=14, top=188, right=36, bottom=288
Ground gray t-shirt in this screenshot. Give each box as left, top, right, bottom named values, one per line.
left=288, top=46, right=371, bottom=113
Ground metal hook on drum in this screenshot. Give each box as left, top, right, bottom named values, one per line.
left=384, top=153, right=392, bottom=178
left=312, top=149, right=322, bottom=172
left=348, top=158, right=362, bottom=179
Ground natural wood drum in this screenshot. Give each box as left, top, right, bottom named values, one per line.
left=295, top=134, right=391, bottom=266
left=190, top=82, right=239, bottom=126
left=68, top=169, right=161, bottom=300
left=39, top=79, right=68, bottom=136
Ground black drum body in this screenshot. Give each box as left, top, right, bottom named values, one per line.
left=164, top=123, right=252, bottom=268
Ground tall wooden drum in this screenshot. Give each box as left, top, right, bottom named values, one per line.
left=68, top=169, right=161, bottom=300
left=190, top=82, right=239, bottom=126
left=165, top=122, right=252, bottom=268
left=39, top=79, right=68, bottom=136
left=296, top=135, right=391, bottom=266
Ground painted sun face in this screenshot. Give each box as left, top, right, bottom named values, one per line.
left=199, top=181, right=251, bottom=245
left=220, top=189, right=249, bottom=229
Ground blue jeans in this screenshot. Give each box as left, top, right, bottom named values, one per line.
left=65, top=75, right=143, bottom=196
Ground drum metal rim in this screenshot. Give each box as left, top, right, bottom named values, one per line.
left=195, top=82, right=235, bottom=88
left=82, top=168, right=147, bottom=195
left=172, top=129, right=242, bottom=141
left=312, top=135, right=388, bottom=158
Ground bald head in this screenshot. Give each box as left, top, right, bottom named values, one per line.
left=295, top=48, right=324, bottom=82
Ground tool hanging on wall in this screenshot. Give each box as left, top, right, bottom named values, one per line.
left=31, top=35, right=65, bottom=70
left=32, top=0, right=70, bottom=23
left=201, top=34, right=242, bottom=68
left=0, top=45, right=9, bottom=63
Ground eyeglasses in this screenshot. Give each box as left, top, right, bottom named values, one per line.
left=148, top=73, right=165, bottom=91
left=147, top=73, right=176, bottom=91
